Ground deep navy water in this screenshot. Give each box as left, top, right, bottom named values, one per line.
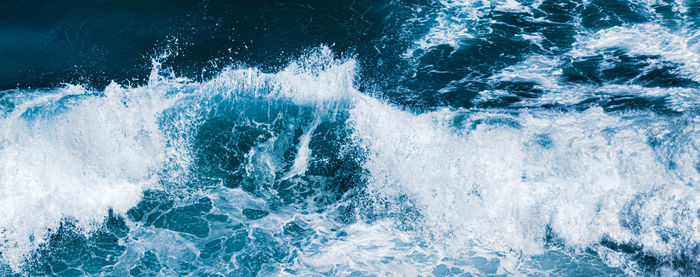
left=0, top=0, right=699, bottom=276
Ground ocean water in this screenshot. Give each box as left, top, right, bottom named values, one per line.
left=0, top=0, right=698, bottom=276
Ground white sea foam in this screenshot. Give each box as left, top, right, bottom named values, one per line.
left=0, top=46, right=359, bottom=271
left=287, top=220, right=453, bottom=276
left=198, top=46, right=357, bottom=107
left=281, top=117, right=321, bottom=181
left=2, top=42, right=696, bottom=274
left=481, top=23, right=700, bottom=111
left=283, top=90, right=699, bottom=275
left=404, top=0, right=491, bottom=57
left=404, top=0, right=556, bottom=58
left=286, top=216, right=528, bottom=276
left=187, top=45, right=699, bottom=273
left=571, top=23, right=700, bottom=82
left=0, top=82, right=177, bottom=270
left=349, top=96, right=699, bottom=270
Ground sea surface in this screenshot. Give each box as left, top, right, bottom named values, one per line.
left=0, top=0, right=699, bottom=276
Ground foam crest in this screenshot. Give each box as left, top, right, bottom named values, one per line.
left=0, top=47, right=361, bottom=272
left=0, top=82, right=178, bottom=270
left=197, top=46, right=357, bottom=107
left=349, top=97, right=699, bottom=271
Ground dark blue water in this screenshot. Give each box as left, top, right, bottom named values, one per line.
left=1, top=0, right=698, bottom=276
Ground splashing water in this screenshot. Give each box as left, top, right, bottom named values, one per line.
left=1, top=0, right=699, bottom=276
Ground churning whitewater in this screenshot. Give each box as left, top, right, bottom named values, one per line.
left=0, top=0, right=698, bottom=276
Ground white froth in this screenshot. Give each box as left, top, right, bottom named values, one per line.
left=349, top=96, right=699, bottom=268
left=282, top=118, right=321, bottom=181
left=405, top=0, right=558, bottom=57
left=0, top=47, right=360, bottom=271
left=199, top=46, right=357, bottom=107
left=482, top=23, right=700, bottom=111
left=288, top=220, right=452, bottom=276
left=572, top=24, right=700, bottom=82
left=1, top=35, right=696, bottom=274
left=487, top=56, right=700, bottom=111
left=0, top=82, right=177, bottom=270
left=404, top=0, right=490, bottom=57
